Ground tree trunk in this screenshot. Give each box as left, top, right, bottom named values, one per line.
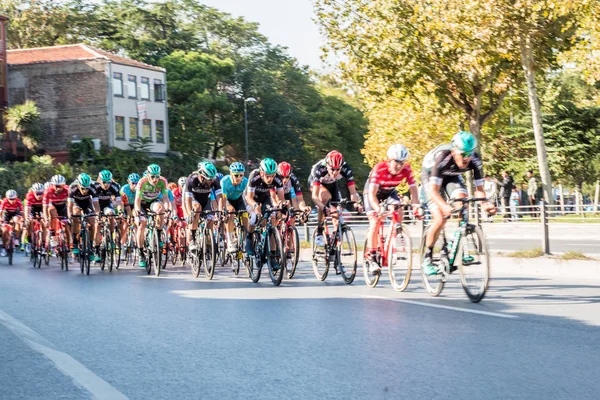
left=559, top=183, right=565, bottom=215
left=594, top=180, right=599, bottom=213
left=519, top=32, right=554, bottom=205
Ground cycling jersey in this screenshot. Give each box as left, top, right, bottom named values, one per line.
left=421, top=144, right=484, bottom=187
left=160, top=188, right=175, bottom=202
left=43, top=185, right=69, bottom=208
left=308, top=159, right=355, bottom=187
left=24, top=191, right=44, bottom=215
left=364, top=161, right=416, bottom=197
left=68, top=186, right=98, bottom=211
left=120, top=184, right=136, bottom=207
left=278, top=173, right=303, bottom=196
left=92, top=181, right=121, bottom=210
left=0, top=198, right=23, bottom=214
left=171, top=187, right=184, bottom=219
left=221, top=175, right=248, bottom=201
left=186, top=173, right=222, bottom=207
left=247, top=169, right=283, bottom=204
left=136, top=176, right=168, bottom=203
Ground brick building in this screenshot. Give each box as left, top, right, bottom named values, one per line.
left=6, top=44, right=169, bottom=162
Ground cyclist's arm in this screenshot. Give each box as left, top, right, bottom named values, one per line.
left=67, top=199, right=74, bottom=219
left=409, top=185, right=419, bottom=206
left=368, top=183, right=380, bottom=214
left=245, top=187, right=258, bottom=210
left=134, top=191, right=142, bottom=214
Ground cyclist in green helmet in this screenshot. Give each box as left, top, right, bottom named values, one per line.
left=420, top=131, right=496, bottom=275
left=185, top=161, right=224, bottom=252
left=68, top=173, right=101, bottom=261
left=134, top=164, right=170, bottom=268
left=244, top=158, right=285, bottom=256
left=93, top=170, right=123, bottom=260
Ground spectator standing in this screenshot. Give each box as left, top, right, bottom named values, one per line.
left=526, top=170, right=539, bottom=218
left=496, top=171, right=514, bottom=220
left=483, top=175, right=498, bottom=222
left=510, top=187, right=520, bottom=221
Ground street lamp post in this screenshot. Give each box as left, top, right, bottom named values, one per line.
left=244, top=97, right=257, bottom=172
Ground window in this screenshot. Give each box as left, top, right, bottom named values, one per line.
left=127, top=75, right=137, bottom=99
left=115, top=116, right=125, bottom=140
left=142, top=119, right=152, bottom=140
left=129, top=117, right=139, bottom=141
left=141, top=77, right=150, bottom=100
left=113, top=72, right=123, bottom=96
left=154, top=79, right=165, bottom=102
left=156, top=120, right=165, bottom=143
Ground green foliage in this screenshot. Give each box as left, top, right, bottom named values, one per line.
left=5, top=100, right=41, bottom=150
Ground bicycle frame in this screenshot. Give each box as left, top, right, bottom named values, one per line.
left=372, top=206, right=403, bottom=268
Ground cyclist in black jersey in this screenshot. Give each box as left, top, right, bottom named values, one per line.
left=68, top=173, right=101, bottom=261
left=244, top=158, right=285, bottom=255
left=93, top=170, right=123, bottom=245
left=420, top=131, right=496, bottom=275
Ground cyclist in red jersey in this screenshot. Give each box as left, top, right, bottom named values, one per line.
left=43, top=175, right=71, bottom=250
left=23, top=183, right=45, bottom=252
left=363, top=145, right=420, bottom=273
left=0, top=190, right=24, bottom=254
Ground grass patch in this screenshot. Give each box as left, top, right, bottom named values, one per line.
left=506, top=247, right=544, bottom=258
left=557, top=251, right=594, bottom=261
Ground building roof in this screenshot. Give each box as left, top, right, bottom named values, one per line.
left=7, top=44, right=164, bottom=72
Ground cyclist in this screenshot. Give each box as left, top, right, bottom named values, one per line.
left=120, top=173, right=139, bottom=248
left=420, top=131, right=496, bottom=275
left=364, top=144, right=419, bottom=274
left=24, top=183, right=46, bottom=253
left=0, top=190, right=23, bottom=256
left=43, top=175, right=71, bottom=253
left=93, top=170, right=123, bottom=246
left=277, top=161, right=311, bottom=215
left=185, top=162, right=224, bottom=250
left=134, top=164, right=170, bottom=268
left=167, top=181, right=187, bottom=254
left=309, top=150, right=363, bottom=247
left=244, top=158, right=285, bottom=255
left=221, top=162, right=249, bottom=253
left=68, top=173, right=101, bottom=261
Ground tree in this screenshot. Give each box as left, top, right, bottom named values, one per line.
left=5, top=100, right=41, bottom=151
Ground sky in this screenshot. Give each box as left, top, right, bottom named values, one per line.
left=200, top=0, right=327, bottom=72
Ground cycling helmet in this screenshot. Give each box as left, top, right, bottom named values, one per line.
left=277, top=161, right=292, bottom=177
left=326, top=150, right=343, bottom=169
left=128, top=173, right=141, bottom=184
left=44, top=182, right=51, bottom=190
left=168, top=182, right=177, bottom=191
left=77, top=173, right=92, bottom=188
left=452, top=131, right=477, bottom=153
left=216, top=172, right=223, bottom=181
left=259, top=158, right=277, bottom=175
left=31, top=183, right=44, bottom=193
left=178, top=176, right=187, bottom=187
left=99, top=169, right=113, bottom=183
left=5, top=190, right=17, bottom=199
left=198, top=162, right=218, bottom=179
left=387, top=144, right=410, bottom=162
left=229, top=162, right=245, bottom=174
left=51, top=175, right=66, bottom=185
left=146, top=164, right=161, bottom=176
left=143, top=170, right=148, bottom=177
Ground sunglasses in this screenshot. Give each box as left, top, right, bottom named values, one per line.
left=328, top=167, right=341, bottom=172
left=150, top=175, right=160, bottom=179
left=461, top=151, right=473, bottom=158
left=232, top=173, right=244, bottom=178
left=35, top=191, right=44, bottom=197
left=79, top=186, right=90, bottom=191
left=263, top=174, right=275, bottom=179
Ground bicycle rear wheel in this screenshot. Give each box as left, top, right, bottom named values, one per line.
left=311, top=228, right=329, bottom=281
left=419, top=225, right=445, bottom=297
left=100, top=234, right=107, bottom=271
left=113, top=228, right=121, bottom=270
left=153, top=229, right=161, bottom=277
left=266, top=227, right=285, bottom=286
left=458, top=226, right=490, bottom=303
left=339, top=226, right=357, bottom=284
left=248, top=231, right=262, bottom=283
left=389, top=227, right=413, bottom=292
left=7, top=232, right=14, bottom=265
left=284, top=226, right=299, bottom=279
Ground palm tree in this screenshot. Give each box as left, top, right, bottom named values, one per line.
left=5, top=100, right=41, bottom=155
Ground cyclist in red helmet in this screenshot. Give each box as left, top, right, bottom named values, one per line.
left=276, top=162, right=311, bottom=214
left=308, top=150, right=363, bottom=247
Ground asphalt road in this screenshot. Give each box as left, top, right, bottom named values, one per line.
left=1, top=252, right=599, bottom=399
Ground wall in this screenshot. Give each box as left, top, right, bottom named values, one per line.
left=8, top=60, right=109, bottom=152
left=109, top=63, right=169, bottom=154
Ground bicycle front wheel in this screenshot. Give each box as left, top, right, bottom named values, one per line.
left=266, top=227, right=285, bottom=286
left=362, top=236, right=380, bottom=288
left=389, top=227, right=413, bottom=292
left=248, top=231, right=262, bottom=283
left=202, top=229, right=215, bottom=280
left=458, top=226, right=490, bottom=303
left=311, top=228, right=329, bottom=281
left=339, top=226, right=357, bottom=284
left=153, top=230, right=161, bottom=277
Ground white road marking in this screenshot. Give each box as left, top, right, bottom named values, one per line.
left=360, top=295, right=518, bottom=319
left=0, top=309, right=128, bottom=400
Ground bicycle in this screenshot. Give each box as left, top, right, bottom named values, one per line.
left=29, top=216, right=44, bottom=269
left=246, top=206, right=286, bottom=286
left=278, top=207, right=308, bottom=279
left=3, top=220, right=17, bottom=266
left=361, top=203, right=413, bottom=290
left=188, top=210, right=217, bottom=279
left=223, top=210, right=247, bottom=276
left=419, top=197, right=490, bottom=303
left=71, top=213, right=97, bottom=276
left=213, top=215, right=231, bottom=270
left=46, top=216, right=69, bottom=271
left=311, top=200, right=358, bottom=284
left=169, top=218, right=187, bottom=267
left=98, top=213, right=121, bottom=272
left=143, top=212, right=164, bottom=277
left=123, top=217, right=138, bottom=266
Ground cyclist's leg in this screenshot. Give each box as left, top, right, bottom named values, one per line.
left=71, top=206, right=83, bottom=251
left=422, top=180, right=446, bottom=274
left=189, top=201, right=203, bottom=249
left=135, top=206, right=148, bottom=249
left=314, top=186, right=332, bottom=245
left=364, top=186, right=381, bottom=263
